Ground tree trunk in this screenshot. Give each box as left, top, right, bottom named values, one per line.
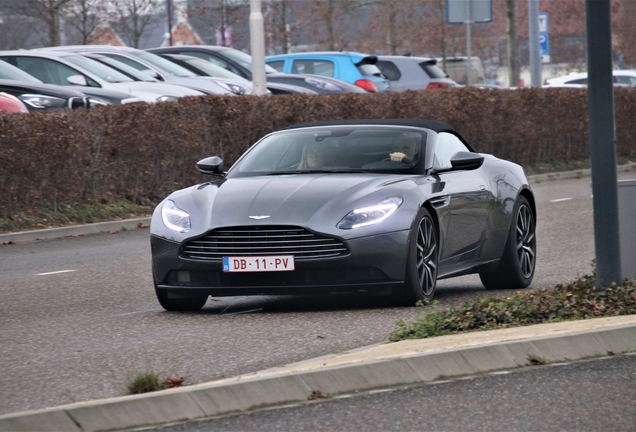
left=506, top=0, right=520, bottom=87
left=48, top=5, right=60, bottom=46
left=387, top=0, right=397, bottom=55
left=326, top=0, right=335, bottom=51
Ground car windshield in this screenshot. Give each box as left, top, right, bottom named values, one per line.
left=357, top=63, right=385, bottom=77
left=219, top=48, right=278, bottom=73
left=183, top=57, right=249, bottom=80
left=91, top=56, right=160, bottom=82
left=62, top=55, right=134, bottom=83
left=232, top=126, right=426, bottom=176
left=133, top=51, right=198, bottom=77
left=419, top=61, right=448, bottom=78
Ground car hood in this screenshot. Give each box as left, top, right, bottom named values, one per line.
left=158, top=174, right=422, bottom=241
left=124, top=81, right=204, bottom=97
left=163, top=76, right=235, bottom=95
left=109, top=82, right=201, bottom=101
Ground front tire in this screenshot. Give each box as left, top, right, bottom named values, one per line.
left=479, top=195, right=536, bottom=290
left=154, top=283, right=208, bottom=312
left=392, top=207, right=439, bottom=305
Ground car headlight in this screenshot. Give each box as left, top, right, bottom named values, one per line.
left=87, top=97, right=110, bottom=107
left=217, top=82, right=246, bottom=95
left=161, top=200, right=191, bottom=232
left=156, top=95, right=178, bottom=102
left=19, top=94, right=67, bottom=109
left=336, top=196, right=403, bottom=229
left=304, top=77, right=342, bottom=92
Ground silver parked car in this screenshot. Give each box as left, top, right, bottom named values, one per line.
left=375, top=56, right=457, bottom=91
left=0, top=50, right=205, bottom=102
left=38, top=45, right=238, bottom=96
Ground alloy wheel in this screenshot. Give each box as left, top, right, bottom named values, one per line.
left=515, top=203, right=536, bottom=279
left=416, top=216, right=438, bottom=296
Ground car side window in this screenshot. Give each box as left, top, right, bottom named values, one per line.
left=15, top=57, right=54, bottom=83
left=614, top=76, right=632, bottom=85
left=433, top=132, right=470, bottom=169
left=16, top=57, right=97, bottom=87
left=291, top=60, right=334, bottom=77
left=375, top=60, right=401, bottom=81
left=267, top=60, right=284, bottom=72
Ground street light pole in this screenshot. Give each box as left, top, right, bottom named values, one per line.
left=585, top=0, right=621, bottom=288
left=250, top=0, right=267, bottom=95
left=528, top=0, right=541, bottom=87
left=465, top=0, right=472, bottom=86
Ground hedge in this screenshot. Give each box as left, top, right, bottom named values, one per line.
left=1, top=87, right=635, bottom=220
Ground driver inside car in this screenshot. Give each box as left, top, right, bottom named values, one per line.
left=389, top=135, right=419, bottom=162
left=298, top=143, right=329, bottom=169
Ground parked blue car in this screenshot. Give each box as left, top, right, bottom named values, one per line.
left=265, top=52, right=391, bottom=93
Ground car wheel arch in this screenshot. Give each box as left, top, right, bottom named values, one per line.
left=519, top=188, right=537, bottom=222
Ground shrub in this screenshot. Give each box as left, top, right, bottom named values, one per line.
left=127, top=372, right=167, bottom=394
left=389, top=273, right=636, bottom=342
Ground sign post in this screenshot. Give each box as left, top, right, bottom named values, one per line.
left=446, top=0, right=492, bottom=85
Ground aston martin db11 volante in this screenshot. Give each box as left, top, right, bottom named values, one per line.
left=150, top=119, right=536, bottom=311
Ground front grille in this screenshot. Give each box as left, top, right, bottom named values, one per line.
left=182, top=226, right=349, bottom=261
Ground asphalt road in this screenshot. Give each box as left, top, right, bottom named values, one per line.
left=152, top=353, right=636, bottom=432
left=0, top=172, right=633, bottom=416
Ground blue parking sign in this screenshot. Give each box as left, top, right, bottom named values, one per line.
left=539, top=12, right=549, bottom=62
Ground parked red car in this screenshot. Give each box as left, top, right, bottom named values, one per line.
left=0, top=92, right=29, bottom=113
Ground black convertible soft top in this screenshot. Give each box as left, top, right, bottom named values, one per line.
left=281, top=119, right=473, bottom=151
left=282, top=119, right=457, bottom=134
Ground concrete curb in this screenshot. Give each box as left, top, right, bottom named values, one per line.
left=527, top=162, right=636, bottom=183
left=1, top=316, right=636, bottom=432
left=0, top=218, right=151, bottom=245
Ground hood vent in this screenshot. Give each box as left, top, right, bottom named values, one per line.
left=182, top=226, right=349, bottom=261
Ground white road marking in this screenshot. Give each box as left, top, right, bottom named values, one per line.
left=35, top=270, right=77, bottom=276
left=550, top=198, right=573, bottom=203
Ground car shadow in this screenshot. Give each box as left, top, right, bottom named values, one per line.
left=196, top=284, right=494, bottom=315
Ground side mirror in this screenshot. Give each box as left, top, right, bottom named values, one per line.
left=432, top=152, right=484, bottom=174
left=67, top=75, right=88, bottom=86
left=450, top=151, right=484, bottom=170
left=197, top=156, right=225, bottom=176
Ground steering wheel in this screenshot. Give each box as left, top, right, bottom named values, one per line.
left=382, top=157, right=412, bottom=164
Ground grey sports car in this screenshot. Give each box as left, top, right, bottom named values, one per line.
left=150, top=119, right=536, bottom=311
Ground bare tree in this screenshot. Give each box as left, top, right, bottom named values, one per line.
left=615, top=0, right=635, bottom=66
left=505, top=0, right=519, bottom=87
left=191, top=0, right=248, bottom=47
left=64, top=0, right=108, bottom=44
left=304, top=0, right=359, bottom=51
left=264, top=0, right=296, bottom=53
left=17, top=0, right=73, bottom=46
left=360, top=0, right=409, bottom=55
left=110, top=0, right=160, bottom=48
left=0, top=11, right=36, bottom=49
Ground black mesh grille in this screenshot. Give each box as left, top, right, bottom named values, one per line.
left=182, top=226, right=349, bottom=261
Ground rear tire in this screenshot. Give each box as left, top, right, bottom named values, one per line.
left=154, top=283, right=208, bottom=312
left=479, top=195, right=536, bottom=290
left=392, top=207, right=439, bottom=306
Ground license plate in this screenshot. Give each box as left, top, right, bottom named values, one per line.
left=222, top=255, right=295, bottom=272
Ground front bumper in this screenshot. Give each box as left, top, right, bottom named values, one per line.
left=151, top=230, right=410, bottom=296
